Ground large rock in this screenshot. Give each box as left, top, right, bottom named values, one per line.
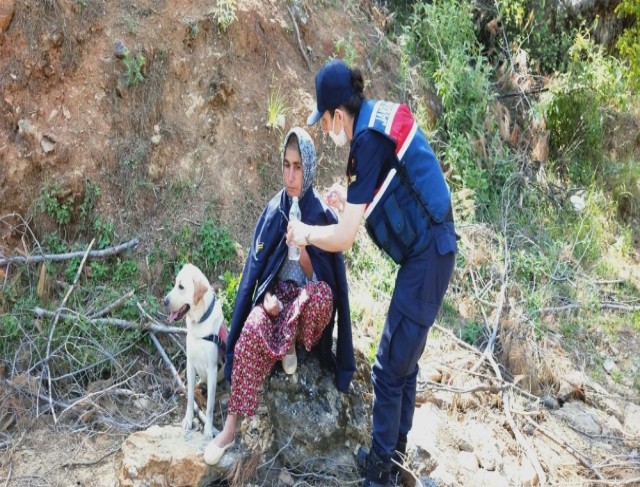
left=263, top=347, right=371, bottom=472
left=118, top=349, right=373, bottom=486
left=0, top=0, right=15, bottom=32
left=118, top=425, right=236, bottom=487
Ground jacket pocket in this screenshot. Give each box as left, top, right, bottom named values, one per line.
left=434, top=222, right=458, bottom=256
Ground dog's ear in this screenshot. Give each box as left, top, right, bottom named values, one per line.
left=193, top=278, right=208, bottom=306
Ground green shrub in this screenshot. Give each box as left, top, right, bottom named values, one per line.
left=37, top=182, right=75, bottom=226
left=616, top=0, right=640, bottom=92
left=195, top=220, right=237, bottom=273
left=498, top=0, right=577, bottom=73
left=403, top=0, right=511, bottom=214
left=535, top=33, right=627, bottom=185
left=212, top=0, right=237, bottom=31
left=460, top=320, right=484, bottom=345
left=122, top=51, right=145, bottom=86
left=219, top=270, right=241, bottom=324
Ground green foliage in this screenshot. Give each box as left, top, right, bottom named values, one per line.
left=212, top=0, right=237, bottom=31
left=37, top=181, right=74, bottom=226
left=89, top=261, right=110, bottom=281
left=498, top=0, right=577, bottom=73
left=616, top=0, right=640, bottom=91
left=332, top=32, right=360, bottom=67
left=0, top=315, right=21, bottom=358
left=403, top=0, right=512, bottom=213
left=43, top=231, right=68, bottom=254
left=79, top=180, right=101, bottom=220
left=92, top=217, right=115, bottom=250
left=122, top=51, right=145, bottom=86
left=460, top=320, right=484, bottom=345
left=219, top=270, right=241, bottom=324
left=535, top=33, right=628, bottom=185
left=114, top=260, right=138, bottom=283
left=195, top=220, right=237, bottom=273
left=346, top=234, right=396, bottom=300
left=266, top=86, right=288, bottom=131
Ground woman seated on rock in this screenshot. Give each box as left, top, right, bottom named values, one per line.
left=204, top=127, right=355, bottom=465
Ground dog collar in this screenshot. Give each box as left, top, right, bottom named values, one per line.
left=198, top=294, right=216, bottom=324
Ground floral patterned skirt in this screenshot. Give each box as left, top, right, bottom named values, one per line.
left=228, top=280, right=333, bottom=416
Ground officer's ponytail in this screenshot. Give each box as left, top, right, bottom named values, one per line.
left=330, top=66, right=365, bottom=118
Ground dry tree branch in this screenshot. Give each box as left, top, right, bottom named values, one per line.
left=33, top=307, right=185, bottom=335
left=540, top=302, right=640, bottom=313
left=4, top=377, right=72, bottom=412
left=287, top=6, right=311, bottom=70
left=88, top=289, right=136, bottom=318
left=519, top=415, right=605, bottom=480
left=259, top=431, right=295, bottom=471
left=57, top=371, right=143, bottom=421
left=2, top=459, right=12, bottom=487
left=560, top=480, right=640, bottom=486
left=420, top=380, right=509, bottom=395
left=44, top=238, right=95, bottom=424
left=60, top=446, right=122, bottom=469
left=0, top=237, right=140, bottom=266
left=487, top=353, right=547, bottom=486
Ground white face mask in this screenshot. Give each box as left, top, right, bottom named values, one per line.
left=329, top=113, right=348, bottom=147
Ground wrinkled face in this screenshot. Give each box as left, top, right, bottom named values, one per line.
left=283, top=146, right=303, bottom=198
left=163, top=263, right=208, bottom=323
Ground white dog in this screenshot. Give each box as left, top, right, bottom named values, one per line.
left=163, top=263, right=226, bottom=438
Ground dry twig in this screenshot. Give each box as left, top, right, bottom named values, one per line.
left=88, top=289, right=136, bottom=318
left=288, top=6, right=311, bottom=70
left=33, top=307, right=185, bottom=335
left=60, top=446, right=121, bottom=469
left=44, top=238, right=95, bottom=423
left=520, top=415, right=605, bottom=480
left=0, top=237, right=139, bottom=266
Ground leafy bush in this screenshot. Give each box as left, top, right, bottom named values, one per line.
left=535, top=33, right=628, bottom=185
left=37, top=182, right=75, bottom=226
left=616, top=0, right=640, bottom=92
left=195, top=220, right=237, bottom=273
left=498, top=0, right=577, bottom=73
left=122, top=51, right=145, bottom=86
left=212, top=0, right=237, bottom=31
left=403, top=0, right=513, bottom=215
left=219, top=270, right=241, bottom=324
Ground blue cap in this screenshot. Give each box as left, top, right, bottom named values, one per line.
left=307, top=59, right=355, bottom=126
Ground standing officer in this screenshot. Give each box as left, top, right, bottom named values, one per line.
left=287, top=59, right=457, bottom=487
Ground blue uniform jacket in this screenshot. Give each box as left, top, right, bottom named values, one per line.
left=224, top=188, right=355, bottom=392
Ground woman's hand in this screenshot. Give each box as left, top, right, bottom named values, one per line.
left=324, top=183, right=346, bottom=212
left=263, top=291, right=282, bottom=317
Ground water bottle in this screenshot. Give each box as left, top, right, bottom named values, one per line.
left=288, top=197, right=301, bottom=261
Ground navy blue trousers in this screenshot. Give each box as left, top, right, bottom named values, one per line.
left=370, top=222, right=457, bottom=461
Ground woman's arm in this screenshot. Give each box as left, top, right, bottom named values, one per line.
left=288, top=202, right=366, bottom=253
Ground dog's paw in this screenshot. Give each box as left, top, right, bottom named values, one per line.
left=204, top=422, right=213, bottom=438
left=182, top=416, right=193, bottom=430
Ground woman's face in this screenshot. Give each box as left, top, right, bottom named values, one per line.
left=283, top=146, right=303, bottom=198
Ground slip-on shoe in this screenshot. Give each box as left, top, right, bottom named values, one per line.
left=203, top=439, right=234, bottom=465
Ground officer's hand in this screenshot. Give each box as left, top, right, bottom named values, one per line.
left=324, top=183, right=346, bottom=212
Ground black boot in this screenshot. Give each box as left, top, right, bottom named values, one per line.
left=356, top=446, right=391, bottom=487
left=390, top=434, right=408, bottom=486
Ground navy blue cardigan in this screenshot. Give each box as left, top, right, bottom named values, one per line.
left=224, top=188, right=355, bottom=392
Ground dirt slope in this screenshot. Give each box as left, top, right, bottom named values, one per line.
left=0, top=0, right=395, bottom=253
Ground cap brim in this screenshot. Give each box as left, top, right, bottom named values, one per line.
left=306, top=109, right=322, bottom=126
